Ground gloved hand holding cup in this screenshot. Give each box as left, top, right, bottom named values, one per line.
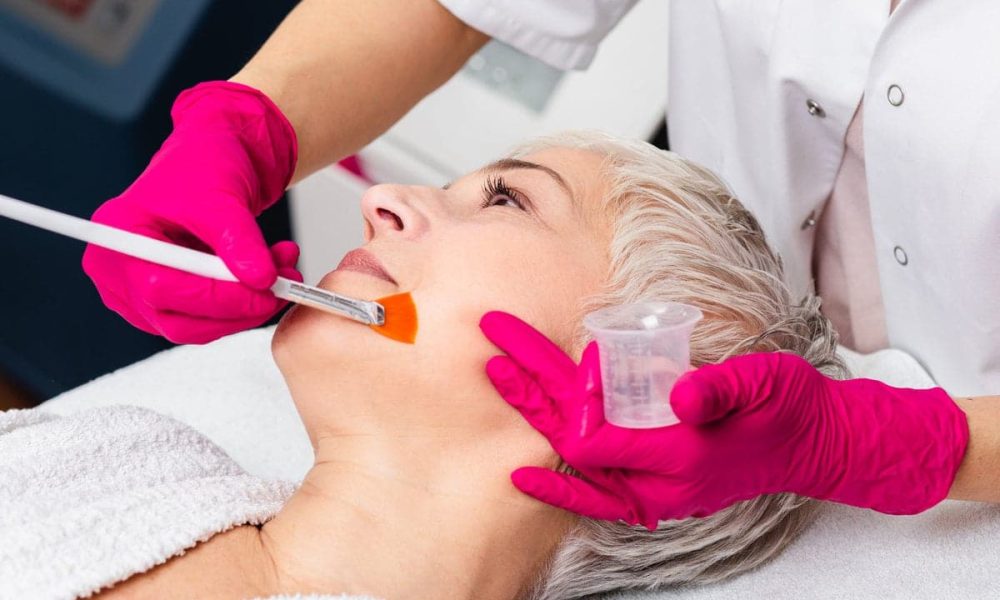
left=481, top=309, right=969, bottom=530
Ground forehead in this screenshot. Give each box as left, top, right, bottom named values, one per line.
left=517, top=147, right=612, bottom=231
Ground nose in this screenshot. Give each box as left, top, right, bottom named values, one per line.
left=360, top=184, right=431, bottom=242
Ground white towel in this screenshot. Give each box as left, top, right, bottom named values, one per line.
left=0, top=405, right=382, bottom=600
left=40, top=328, right=1000, bottom=599
left=0, top=405, right=297, bottom=599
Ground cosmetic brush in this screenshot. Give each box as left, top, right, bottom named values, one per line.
left=0, top=193, right=417, bottom=344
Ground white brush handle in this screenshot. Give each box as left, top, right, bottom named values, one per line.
left=0, top=193, right=384, bottom=325
left=0, top=192, right=237, bottom=281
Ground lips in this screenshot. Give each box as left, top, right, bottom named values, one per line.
left=335, top=248, right=397, bottom=285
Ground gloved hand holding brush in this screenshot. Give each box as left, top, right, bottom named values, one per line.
left=83, top=81, right=301, bottom=344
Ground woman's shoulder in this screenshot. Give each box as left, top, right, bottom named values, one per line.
left=93, top=525, right=273, bottom=599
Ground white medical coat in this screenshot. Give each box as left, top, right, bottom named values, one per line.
left=438, top=0, right=1000, bottom=397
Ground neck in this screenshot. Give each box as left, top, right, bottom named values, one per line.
left=256, top=375, right=574, bottom=600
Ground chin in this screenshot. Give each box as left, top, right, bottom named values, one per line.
left=270, top=300, right=374, bottom=376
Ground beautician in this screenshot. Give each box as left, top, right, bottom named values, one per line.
left=81, top=1, right=1000, bottom=527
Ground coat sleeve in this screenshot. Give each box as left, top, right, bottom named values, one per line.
left=435, top=0, right=639, bottom=70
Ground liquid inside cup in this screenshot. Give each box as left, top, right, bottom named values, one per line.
left=584, top=302, right=702, bottom=428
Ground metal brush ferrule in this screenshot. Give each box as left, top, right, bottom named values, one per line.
left=274, top=279, right=385, bottom=325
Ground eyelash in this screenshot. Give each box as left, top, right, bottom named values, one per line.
left=480, top=175, right=527, bottom=211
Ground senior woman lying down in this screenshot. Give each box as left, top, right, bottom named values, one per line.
left=4, top=131, right=844, bottom=599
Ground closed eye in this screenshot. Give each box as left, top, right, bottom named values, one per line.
left=480, top=175, right=528, bottom=211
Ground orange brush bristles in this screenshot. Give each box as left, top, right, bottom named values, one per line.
left=369, top=292, right=418, bottom=344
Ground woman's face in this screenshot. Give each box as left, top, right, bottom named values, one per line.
left=272, top=147, right=612, bottom=440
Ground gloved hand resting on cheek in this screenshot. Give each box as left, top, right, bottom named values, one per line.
left=481, top=311, right=970, bottom=530
left=82, top=81, right=302, bottom=344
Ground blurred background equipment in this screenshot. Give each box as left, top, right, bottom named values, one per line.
left=0, top=0, right=299, bottom=404
left=0, top=0, right=669, bottom=407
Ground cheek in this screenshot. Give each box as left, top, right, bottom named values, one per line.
left=415, top=228, right=603, bottom=352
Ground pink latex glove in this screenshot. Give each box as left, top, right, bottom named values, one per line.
left=481, top=311, right=970, bottom=530
left=82, top=81, right=301, bottom=344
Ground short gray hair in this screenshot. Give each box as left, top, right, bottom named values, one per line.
left=507, top=131, right=847, bottom=599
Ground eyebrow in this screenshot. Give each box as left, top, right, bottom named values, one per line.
left=443, top=158, right=573, bottom=200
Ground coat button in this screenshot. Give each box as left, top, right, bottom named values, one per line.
left=887, top=85, right=904, bottom=106
left=800, top=210, right=817, bottom=229
left=893, top=245, right=908, bottom=266
left=806, top=99, right=826, bottom=117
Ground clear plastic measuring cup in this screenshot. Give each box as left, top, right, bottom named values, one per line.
left=583, top=302, right=703, bottom=428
